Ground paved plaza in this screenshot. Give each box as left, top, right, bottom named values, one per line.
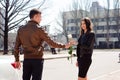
left=0, top=49, right=120, bottom=80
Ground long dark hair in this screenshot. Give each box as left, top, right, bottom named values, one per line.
left=80, top=17, right=93, bottom=35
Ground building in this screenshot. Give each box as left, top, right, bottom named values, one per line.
left=90, top=2, right=120, bottom=48
left=63, top=10, right=89, bottom=41
left=63, top=1, right=120, bottom=48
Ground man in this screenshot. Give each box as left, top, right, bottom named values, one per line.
left=51, top=47, right=57, bottom=54
left=14, top=9, right=71, bottom=80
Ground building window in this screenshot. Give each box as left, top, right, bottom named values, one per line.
left=67, top=19, right=77, bottom=24
left=96, top=34, right=105, bottom=37
left=71, top=27, right=74, bottom=30
left=97, top=26, right=104, bottom=30
left=67, top=27, right=71, bottom=31
left=110, top=17, right=113, bottom=21
left=109, top=33, right=118, bottom=37
left=72, top=34, right=77, bottom=38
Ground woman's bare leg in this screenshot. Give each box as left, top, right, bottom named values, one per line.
left=78, top=77, right=87, bottom=80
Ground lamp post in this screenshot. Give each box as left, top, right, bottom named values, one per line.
left=118, top=53, right=120, bottom=63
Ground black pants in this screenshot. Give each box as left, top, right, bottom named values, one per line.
left=23, top=59, right=44, bottom=80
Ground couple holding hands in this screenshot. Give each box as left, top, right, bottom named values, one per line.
left=14, top=9, right=95, bottom=80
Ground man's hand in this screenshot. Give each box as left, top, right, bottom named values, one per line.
left=76, top=61, right=78, bottom=67
left=65, top=43, right=71, bottom=48
left=69, top=40, right=77, bottom=45
left=15, top=61, right=21, bottom=69
left=65, top=40, right=77, bottom=48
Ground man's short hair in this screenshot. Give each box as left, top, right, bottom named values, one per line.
left=29, top=9, right=41, bottom=19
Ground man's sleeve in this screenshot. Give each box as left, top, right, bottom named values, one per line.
left=14, top=30, right=21, bottom=62
left=39, top=28, right=65, bottom=48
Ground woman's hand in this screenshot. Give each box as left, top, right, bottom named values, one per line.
left=76, top=61, right=78, bottom=67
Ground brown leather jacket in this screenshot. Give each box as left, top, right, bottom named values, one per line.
left=14, top=20, right=65, bottom=61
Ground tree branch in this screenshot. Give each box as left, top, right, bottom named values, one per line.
left=8, top=0, right=16, bottom=12
left=0, top=11, right=5, bottom=19
left=0, top=26, right=4, bottom=32
left=37, top=0, right=46, bottom=9
left=0, top=0, right=5, bottom=8
left=8, top=16, right=28, bottom=31
left=8, top=0, right=30, bottom=19
left=0, top=33, right=4, bottom=37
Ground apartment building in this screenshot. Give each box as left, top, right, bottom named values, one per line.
left=63, top=2, right=120, bottom=48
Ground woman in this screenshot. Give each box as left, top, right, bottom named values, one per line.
left=76, top=17, right=95, bottom=80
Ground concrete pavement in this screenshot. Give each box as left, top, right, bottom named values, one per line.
left=43, top=49, right=120, bottom=80
left=90, top=49, right=120, bottom=80
left=91, top=70, right=120, bottom=80
left=0, top=49, right=120, bottom=80
left=35, top=50, right=120, bottom=80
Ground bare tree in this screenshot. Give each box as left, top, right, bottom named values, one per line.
left=55, top=10, right=69, bottom=42
left=113, top=0, right=120, bottom=48
left=0, top=0, right=46, bottom=54
left=105, top=0, right=110, bottom=48
left=100, top=0, right=110, bottom=48
left=69, top=0, right=82, bottom=39
left=90, top=2, right=100, bottom=48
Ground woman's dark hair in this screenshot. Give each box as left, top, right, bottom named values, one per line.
left=80, top=17, right=93, bottom=35
left=29, top=9, right=41, bottom=19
